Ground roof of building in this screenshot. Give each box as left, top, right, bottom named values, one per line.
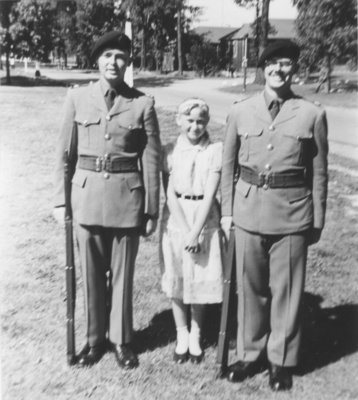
left=230, top=19, right=296, bottom=40
left=192, top=26, right=240, bottom=44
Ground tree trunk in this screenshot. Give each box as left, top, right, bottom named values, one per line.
left=140, top=28, right=146, bottom=70
left=5, top=49, right=11, bottom=85
left=326, top=53, right=331, bottom=94
left=177, top=6, right=183, bottom=76
left=253, top=0, right=270, bottom=85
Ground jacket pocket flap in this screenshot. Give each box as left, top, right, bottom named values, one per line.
left=236, top=178, right=252, bottom=198
left=239, top=126, right=263, bottom=137
left=287, top=187, right=311, bottom=203
left=126, top=175, right=143, bottom=190
left=283, top=131, right=313, bottom=141
left=75, top=115, right=101, bottom=126
left=72, top=170, right=87, bottom=188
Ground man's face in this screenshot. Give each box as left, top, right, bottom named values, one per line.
left=264, top=57, right=296, bottom=92
left=98, top=48, right=130, bottom=84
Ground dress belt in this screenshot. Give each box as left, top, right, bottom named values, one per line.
left=78, top=155, right=138, bottom=173
left=175, top=192, right=204, bottom=200
left=240, top=165, right=306, bottom=189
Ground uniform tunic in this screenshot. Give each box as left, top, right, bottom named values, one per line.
left=54, top=78, right=161, bottom=346
left=221, top=91, right=328, bottom=366
left=160, top=134, right=223, bottom=304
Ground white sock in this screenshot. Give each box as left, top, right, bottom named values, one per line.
left=189, top=326, right=202, bottom=356
left=175, top=326, right=189, bottom=354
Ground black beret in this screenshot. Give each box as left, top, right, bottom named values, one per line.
left=257, top=40, right=300, bottom=68
left=90, top=31, right=131, bottom=62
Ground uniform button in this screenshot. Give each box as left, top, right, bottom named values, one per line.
left=263, top=184, right=269, bottom=190
left=83, top=120, right=88, bottom=126
left=104, top=134, right=111, bottom=140
left=268, top=125, right=275, bottom=131
left=244, top=132, right=249, bottom=139
left=267, top=143, right=274, bottom=151
left=106, top=115, right=111, bottom=121
left=128, top=124, right=133, bottom=129
left=104, top=173, right=110, bottom=179
left=265, top=164, right=271, bottom=171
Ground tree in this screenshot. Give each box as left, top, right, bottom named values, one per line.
left=0, top=0, right=16, bottom=84
left=9, top=0, right=54, bottom=64
left=233, top=0, right=272, bottom=83
left=72, top=0, right=121, bottom=68
left=187, top=39, right=218, bottom=77
left=293, top=0, right=357, bottom=93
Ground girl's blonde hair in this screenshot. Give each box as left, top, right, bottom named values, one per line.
left=177, top=98, right=210, bottom=120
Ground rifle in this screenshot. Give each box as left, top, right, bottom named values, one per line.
left=216, top=228, right=236, bottom=378
left=64, top=149, right=77, bottom=365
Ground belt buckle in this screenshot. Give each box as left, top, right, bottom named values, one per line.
left=262, top=173, right=270, bottom=190
left=95, top=157, right=102, bottom=172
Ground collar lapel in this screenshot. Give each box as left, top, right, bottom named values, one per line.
left=109, top=95, right=132, bottom=116
left=273, top=97, right=300, bottom=125
left=91, top=81, right=108, bottom=113
left=254, top=92, right=272, bottom=124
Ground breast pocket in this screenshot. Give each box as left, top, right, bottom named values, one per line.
left=281, top=131, right=313, bottom=165
left=75, top=115, right=101, bottom=148
left=238, top=128, right=263, bottom=161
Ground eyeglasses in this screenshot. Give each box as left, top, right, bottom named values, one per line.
left=264, top=59, right=294, bottom=68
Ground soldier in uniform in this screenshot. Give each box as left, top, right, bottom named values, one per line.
left=53, top=31, right=161, bottom=369
left=221, top=40, right=328, bottom=390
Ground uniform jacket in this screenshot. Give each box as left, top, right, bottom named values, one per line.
left=221, top=91, right=328, bottom=234
left=54, top=80, right=161, bottom=228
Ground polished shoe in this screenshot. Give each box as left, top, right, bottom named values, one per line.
left=113, top=344, right=139, bottom=369
left=173, top=350, right=188, bottom=364
left=269, top=364, right=293, bottom=391
left=227, top=360, right=265, bottom=382
left=77, top=343, right=106, bottom=367
left=189, top=351, right=204, bottom=364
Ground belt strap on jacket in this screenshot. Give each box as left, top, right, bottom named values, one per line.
left=78, top=155, right=138, bottom=173
left=240, top=165, right=306, bottom=189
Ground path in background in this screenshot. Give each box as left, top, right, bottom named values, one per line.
left=3, top=68, right=358, bottom=161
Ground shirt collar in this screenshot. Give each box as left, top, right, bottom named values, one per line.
left=100, top=78, right=127, bottom=97
left=264, top=89, right=293, bottom=110
left=176, top=132, right=210, bottom=151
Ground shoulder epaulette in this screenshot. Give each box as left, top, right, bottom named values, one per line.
left=233, top=96, right=250, bottom=105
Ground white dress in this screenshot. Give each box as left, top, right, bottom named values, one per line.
left=160, top=133, right=223, bottom=304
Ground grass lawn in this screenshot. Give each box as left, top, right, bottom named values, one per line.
left=0, top=79, right=358, bottom=400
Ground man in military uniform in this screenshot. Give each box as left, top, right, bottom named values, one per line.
left=53, top=31, right=161, bottom=369
left=221, top=40, right=328, bottom=390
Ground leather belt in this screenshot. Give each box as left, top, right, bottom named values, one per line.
left=175, top=192, right=204, bottom=200
left=79, top=155, right=138, bottom=173
left=240, top=165, right=306, bottom=189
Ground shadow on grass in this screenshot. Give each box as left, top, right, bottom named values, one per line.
left=1, top=73, right=185, bottom=89
left=133, top=292, right=358, bottom=371
left=298, top=292, right=358, bottom=375
left=133, top=301, right=237, bottom=355
left=0, top=75, right=67, bottom=87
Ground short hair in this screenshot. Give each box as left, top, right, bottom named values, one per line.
left=177, top=98, right=210, bottom=120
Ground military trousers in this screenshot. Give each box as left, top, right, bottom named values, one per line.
left=75, top=223, right=140, bottom=347
left=235, top=226, right=307, bottom=367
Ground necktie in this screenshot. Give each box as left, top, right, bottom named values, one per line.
left=270, top=100, right=280, bottom=120
left=106, top=89, right=116, bottom=110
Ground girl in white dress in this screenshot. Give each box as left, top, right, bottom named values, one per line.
left=160, top=98, right=223, bottom=364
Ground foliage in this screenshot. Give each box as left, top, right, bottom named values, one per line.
left=9, top=0, right=54, bottom=62
left=293, top=0, right=358, bottom=72
left=71, top=0, right=123, bottom=68
left=187, top=40, right=219, bottom=76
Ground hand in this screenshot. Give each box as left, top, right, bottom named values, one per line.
left=220, top=216, right=233, bottom=242
left=143, top=217, right=157, bottom=237
left=52, top=207, right=65, bottom=225
left=184, top=232, right=201, bottom=254
left=308, top=228, right=322, bottom=245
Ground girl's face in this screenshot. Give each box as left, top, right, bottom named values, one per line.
left=177, top=107, right=209, bottom=145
